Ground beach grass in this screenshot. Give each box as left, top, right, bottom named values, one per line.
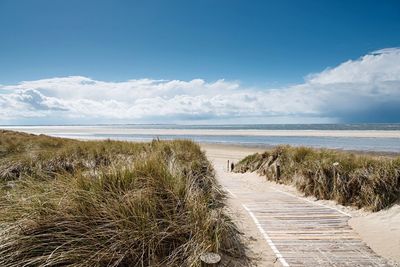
left=234, top=145, right=400, bottom=211
left=0, top=130, right=247, bottom=266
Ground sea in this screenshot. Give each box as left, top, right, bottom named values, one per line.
left=2, top=124, right=400, bottom=153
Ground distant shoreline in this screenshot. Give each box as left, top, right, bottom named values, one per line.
left=2, top=126, right=400, bottom=138
left=2, top=126, right=400, bottom=153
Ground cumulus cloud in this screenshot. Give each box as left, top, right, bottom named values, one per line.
left=1, top=48, right=400, bottom=123
left=307, top=48, right=400, bottom=84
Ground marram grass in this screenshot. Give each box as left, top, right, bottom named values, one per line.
left=0, top=130, right=247, bottom=266
left=234, top=145, right=400, bottom=211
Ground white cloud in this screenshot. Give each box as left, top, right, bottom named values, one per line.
left=1, top=48, right=400, bottom=123
left=307, top=47, right=400, bottom=84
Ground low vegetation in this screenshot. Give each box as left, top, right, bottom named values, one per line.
left=234, top=145, right=400, bottom=211
left=0, top=130, right=247, bottom=266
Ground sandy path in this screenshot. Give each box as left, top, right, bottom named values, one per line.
left=202, top=144, right=281, bottom=266
left=202, top=144, right=393, bottom=267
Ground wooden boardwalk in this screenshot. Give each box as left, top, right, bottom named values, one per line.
left=222, top=177, right=390, bottom=267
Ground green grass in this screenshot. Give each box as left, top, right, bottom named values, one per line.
left=234, top=145, right=400, bottom=211
left=0, top=130, right=247, bottom=266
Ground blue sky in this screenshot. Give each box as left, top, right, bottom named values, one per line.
left=0, top=0, right=400, bottom=124
left=1, top=0, right=399, bottom=85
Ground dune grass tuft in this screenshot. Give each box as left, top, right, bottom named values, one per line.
left=234, top=145, right=400, bottom=211
left=0, top=130, right=247, bottom=266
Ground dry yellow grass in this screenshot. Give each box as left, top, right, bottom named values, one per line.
left=0, top=130, right=247, bottom=266
left=234, top=145, right=400, bottom=211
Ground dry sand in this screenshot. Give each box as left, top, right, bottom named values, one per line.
left=201, top=143, right=400, bottom=266
left=349, top=205, right=400, bottom=266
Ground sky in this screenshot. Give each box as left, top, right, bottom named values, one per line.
left=0, top=0, right=400, bottom=124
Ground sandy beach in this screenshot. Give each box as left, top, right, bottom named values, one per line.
left=202, top=143, right=400, bottom=266
left=2, top=126, right=400, bottom=138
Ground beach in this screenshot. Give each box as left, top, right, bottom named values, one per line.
left=3, top=125, right=400, bottom=138
left=1, top=129, right=400, bottom=266
left=1, top=127, right=399, bottom=265
left=3, top=1, right=400, bottom=265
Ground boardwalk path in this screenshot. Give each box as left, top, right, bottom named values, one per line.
left=204, top=145, right=389, bottom=267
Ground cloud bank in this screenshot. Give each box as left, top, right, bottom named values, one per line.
left=1, top=48, right=400, bottom=124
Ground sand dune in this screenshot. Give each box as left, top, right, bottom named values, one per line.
left=350, top=205, right=400, bottom=266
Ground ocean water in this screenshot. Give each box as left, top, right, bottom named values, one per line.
left=35, top=123, right=400, bottom=130
left=2, top=124, right=400, bottom=153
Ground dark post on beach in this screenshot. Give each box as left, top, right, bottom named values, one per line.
left=227, top=160, right=229, bottom=172
left=275, top=159, right=281, bottom=180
